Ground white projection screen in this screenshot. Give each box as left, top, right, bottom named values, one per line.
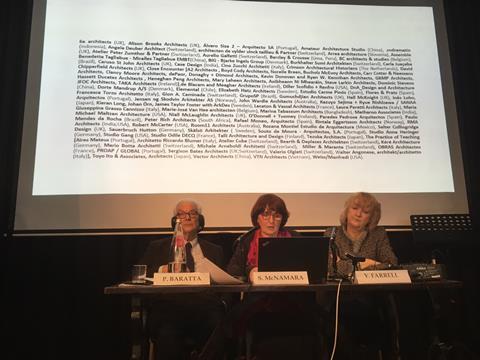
left=15, top=0, right=468, bottom=232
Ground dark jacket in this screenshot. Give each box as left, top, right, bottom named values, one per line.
left=140, top=237, right=224, bottom=277
left=140, top=237, right=226, bottom=360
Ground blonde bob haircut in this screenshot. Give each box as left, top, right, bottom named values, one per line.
left=339, top=192, right=381, bottom=231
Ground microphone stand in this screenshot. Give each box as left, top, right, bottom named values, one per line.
left=329, top=227, right=341, bottom=280
left=345, top=252, right=365, bottom=281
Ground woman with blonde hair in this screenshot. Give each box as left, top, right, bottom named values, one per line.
left=326, top=192, right=397, bottom=278
left=324, top=192, right=398, bottom=359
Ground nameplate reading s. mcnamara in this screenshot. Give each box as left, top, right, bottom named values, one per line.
left=354, top=270, right=411, bottom=284
left=252, top=271, right=309, bottom=285
left=153, top=272, right=210, bottom=286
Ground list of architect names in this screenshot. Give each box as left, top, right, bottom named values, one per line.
left=74, top=40, right=421, bottom=160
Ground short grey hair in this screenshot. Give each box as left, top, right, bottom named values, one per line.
left=339, top=192, right=381, bottom=231
left=173, top=199, right=203, bottom=215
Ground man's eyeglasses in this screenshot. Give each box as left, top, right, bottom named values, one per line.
left=177, top=211, right=199, bottom=219
left=260, top=210, right=282, bottom=221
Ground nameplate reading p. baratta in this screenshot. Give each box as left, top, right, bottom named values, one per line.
left=354, top=270, right=411, bottom=284
left=252, top=271, right=309, bottom=285
left=153, top=272, right=210, bottom=286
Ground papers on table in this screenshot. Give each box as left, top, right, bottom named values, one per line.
left=196, top=257, right=244, bottom=285
left=119, top=258, right=244, bottom=286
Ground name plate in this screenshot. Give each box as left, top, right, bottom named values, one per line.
left=252, top=271, right=309, bottom=285
left=153, top=272, right=210, bottom=286
left=354, top=270, right=411, bottom=284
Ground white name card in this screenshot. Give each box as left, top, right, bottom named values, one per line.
left=153, top=272, right=210, bottom=286
left=252, top=271, right=309, bottom=285
left=354, top=270, right=411, bottom=284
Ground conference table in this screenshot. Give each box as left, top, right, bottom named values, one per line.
left=104, top=280, right=462, bottom=360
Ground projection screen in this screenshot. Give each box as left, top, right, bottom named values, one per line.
left=14, top=0, right=468, bottom=232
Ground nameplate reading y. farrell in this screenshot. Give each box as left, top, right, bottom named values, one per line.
left=354, top=270, right=411, bottom=284
left=252, top=271, right=309, bottom=285
left=153, top=272, right=210, bottom=286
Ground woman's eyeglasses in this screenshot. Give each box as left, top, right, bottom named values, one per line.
left=260, top=210, right=282, bottom=221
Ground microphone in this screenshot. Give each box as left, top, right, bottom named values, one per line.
left=328, top=227, right=339, bottom=277
left=345, top=252, right=365, bottom=263
left=344, top=252, right=365, bottom=272
left=233, top=227, right=257, bottom=251
left=329, top=227, right=336, bottom=242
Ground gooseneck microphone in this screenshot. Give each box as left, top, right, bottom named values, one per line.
left=344, top=252, right=365, bottom=272
left=329, top=227, right=340, bottom=278
left=344, top=252, right=366, bottom=263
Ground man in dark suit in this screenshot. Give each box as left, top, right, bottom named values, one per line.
left=139, top=200, right=225, bottom=360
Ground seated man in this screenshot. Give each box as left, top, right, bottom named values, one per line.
left=139, top=200, right=225, bottom=360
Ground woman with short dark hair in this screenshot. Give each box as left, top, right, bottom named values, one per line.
left=227, top=193, right=296, bottom=281
left=226, top=195, right=322, bottom=359
left=249, top=193, right=290, bottom=229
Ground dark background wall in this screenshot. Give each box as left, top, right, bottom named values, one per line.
left=1, top=1, right=479, bottom=359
